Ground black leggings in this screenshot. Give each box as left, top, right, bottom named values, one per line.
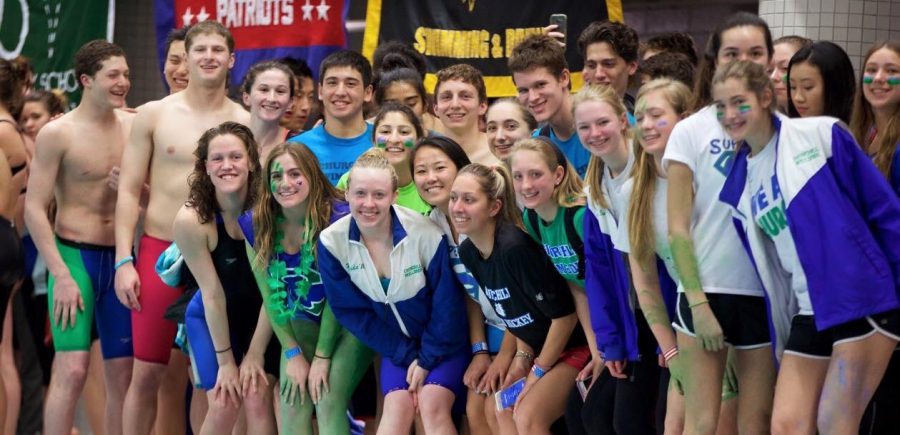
left=565, top=312, right=662, bottom=434
left=0, top=218, right=23, bottom=335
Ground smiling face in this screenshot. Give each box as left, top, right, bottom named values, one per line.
left=486, top=101, right=532, bottom=160
left=268, top=152, right=310, bottom=210
left=83, top=55, right=130, bottom=109
left=789, top=61, right=825, bottom=117
left=582, top=42, right=636, bottom=97
left=574, top=100, right=628, bottom=158
left=346, top=167, right=397, bottom=230
left=206, top=133, right=250, bottom=195
left=187, top=33, right=234, bottom=86
left=434, top=79, right=486, bottom=131
left=20, top=101, right=51, bottom=141
left=716, top=26, right=770, bottom=69
left=383, top=81, right=425, bottom=118
left=281, top=76, right=313, bottom=131
left=413, top=146, right=459, bottom=209
left=862, top=47, right=900, bottom=113
left=510, top=149, right=561, bottom=211
left=374, top=111, right=419, bottom=167
left=514, top=66, right=569, bottom=124
left=319, top=65, right=372, bottom=122
left=635, top=89, right=681, bottom=157
left=712, top=77, right=771, bottom=144
left=164, top=40, right=188, bottom=93
left=243, top=68, right=292, bottom=123
left=449, top=173, right=499, bottom=237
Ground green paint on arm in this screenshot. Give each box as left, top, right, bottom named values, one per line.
left=669, top=234, right=704, bottom=294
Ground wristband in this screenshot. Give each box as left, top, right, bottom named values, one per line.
left=114, top=255, right=135, bottom=270
left=215, top=346, right=231, bottom=354
left=663, top=346, right=679, bottom=362
left=531, top=363, right=548, bottom=379
left=515, top=350, right=534, bottom=361
left=688, top=299, right=709, bottom=309
left=314, top=353, right=331, bottom=360
left=284, top=346, right=302, bottom=360
left=471, top=341, right=489, bottom=355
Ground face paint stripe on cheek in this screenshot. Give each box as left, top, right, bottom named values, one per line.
left=888, top=77, right=900, bottom=86
left=376, top=136, right=388, bottom=148
left=404, top=139, right=415, bottom=148
left=738, top=104, right=752, bottom=115
left=864, top=76, right=875, bottom=84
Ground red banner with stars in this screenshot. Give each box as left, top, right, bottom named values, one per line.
left=155, top=0, right=348, bottom=90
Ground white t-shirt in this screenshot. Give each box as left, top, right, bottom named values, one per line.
left=615, top=176, right=679, bottom=282
left=586, top=143, right=635, bottom=230
left=741, top=139, right=812, bottom=314
left=661, top=105, right=764, bottom=296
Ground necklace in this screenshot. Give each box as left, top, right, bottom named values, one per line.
left=266, top=216, right=315, bottom=323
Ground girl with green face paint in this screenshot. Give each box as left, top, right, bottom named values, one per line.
left=241, top=142, right=373, bottom=434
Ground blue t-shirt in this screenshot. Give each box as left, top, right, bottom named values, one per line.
left=290, top=123, right=374, bottom=186
left=534, top=127, right=591, bottom=178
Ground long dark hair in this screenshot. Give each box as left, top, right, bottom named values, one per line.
left=186, top=122, right=262, bottom=223
left=692, top=12, right=773, bottom=110
left=787, top=41, right=856, bottom=122
left=409, top=135, right=472, bottom=176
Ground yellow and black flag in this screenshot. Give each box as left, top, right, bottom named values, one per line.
left=363, top=0, right=623, bottom=97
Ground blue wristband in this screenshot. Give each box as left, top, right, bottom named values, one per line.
left=284, top=346, right=302, bottom=360
left=531, top=363, right=547, bottom=379
left=471, top=341, right=489, bottom=355
left=114, top=255, right=134, bottom=270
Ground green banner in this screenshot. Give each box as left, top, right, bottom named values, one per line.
left=1, top=0, right=115, bottom=108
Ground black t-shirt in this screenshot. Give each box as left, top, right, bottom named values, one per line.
left=459, top=221, right=586, bottom=354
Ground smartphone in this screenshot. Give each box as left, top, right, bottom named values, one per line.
left=495, top=377, right=526, bottom=411
left=549, top=13, right=568, bottom=44
left=576, top=376, right=592, bottom=401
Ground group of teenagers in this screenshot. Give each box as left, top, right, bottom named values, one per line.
left=0, top=9, right=899, bottom=435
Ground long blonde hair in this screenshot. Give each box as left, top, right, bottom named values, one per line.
left=572, top=84, right=630, bottom=209
left=456, top=163, right=523, bottom=229
left=627, top=79, right=692, bottom=264
left=510, top=137, right=585, bottom=208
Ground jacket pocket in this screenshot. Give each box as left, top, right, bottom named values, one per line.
left=844, top=225, right=890, bottom=279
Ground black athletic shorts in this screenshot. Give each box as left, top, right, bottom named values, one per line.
left=673, top=292, right=771, bottom=348
left=784, top=310, right=900, bottom=359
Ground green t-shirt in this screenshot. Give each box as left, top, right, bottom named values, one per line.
left=337, top=172, right=432, bottom=215
left=524, top=205, right=585, bottom=286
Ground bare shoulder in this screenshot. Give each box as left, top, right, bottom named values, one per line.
left=173, top=203, right=206, bottom=233
left=33, top=113, right=74, bottom=153
left=229, top=99, right=250, bottom=124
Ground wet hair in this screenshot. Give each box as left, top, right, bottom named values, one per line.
left=851, top=41, right=900, bottom=178
left=73, top=40, right=126, bottom=90
left=185, top=20, right=234, bottom=53
left=23, top=89, right=68, bottom=116
left=279, top=57, right=314, bottom=81
left=374, top=68, right=428, bottom=109
left=252, top=142, right=341, bottom=269
left=577, top=20, right=640, bottom=63
left=773, top=35, right=812, bottom=52
left=372, top=102, right=425, bottom=142
left=434, top=64, right=487, bottom=103
left=319, top=50, right=373, bottom=87
left=628, top=79, right=692, bottom=263
left=409, top=135, right=472, bottom=177
left=165, top=26, right=190, bottom=57
left=456, top=163, right=523, bottom=228
left=640, top=32, right=698, bottom=65
left=508, top=34, right=568, bottom=78
left=571, top=84, right=630, bottom=208
left=509, top=137, right=584, bottom=208
left=241, top=60, right=296, bottom=98
left=487, top=98, right=538, bottom=131
left=0, top=58, right=26, bottom=115
left=347, top=148, right=398, bottom=191
left=373, top=41, right=428, bottom=79
left=186, top=122, right=261, bottom=224
left=787, top=41, right=855, bottom=122
left=693, top=12, right=773, bottom=110
left=638, top=52, right=695, bottom=88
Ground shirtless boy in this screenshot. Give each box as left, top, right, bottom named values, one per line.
left=24, top=40, right=134, bottom=435
left=113, top=21, right=250, bottom=434
left=433, top=64, right=498, bottom=165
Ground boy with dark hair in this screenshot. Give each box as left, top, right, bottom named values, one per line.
left=576, top=20, right=640, bottom=111
left=638, top=52, right=696, bottom=87
left=508, top=35, right=590, bottom=176
left=433, top=64, right=496, bottom=165
left=290, top=49, right=374, bottom=185
left=279, top=57, right=315, bottom=135
left=162, top=26, right=190, bottom=93
left=640, top=32, right=698, bottom=64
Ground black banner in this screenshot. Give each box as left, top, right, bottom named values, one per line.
left=363, top=0, right=623, bottom=97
